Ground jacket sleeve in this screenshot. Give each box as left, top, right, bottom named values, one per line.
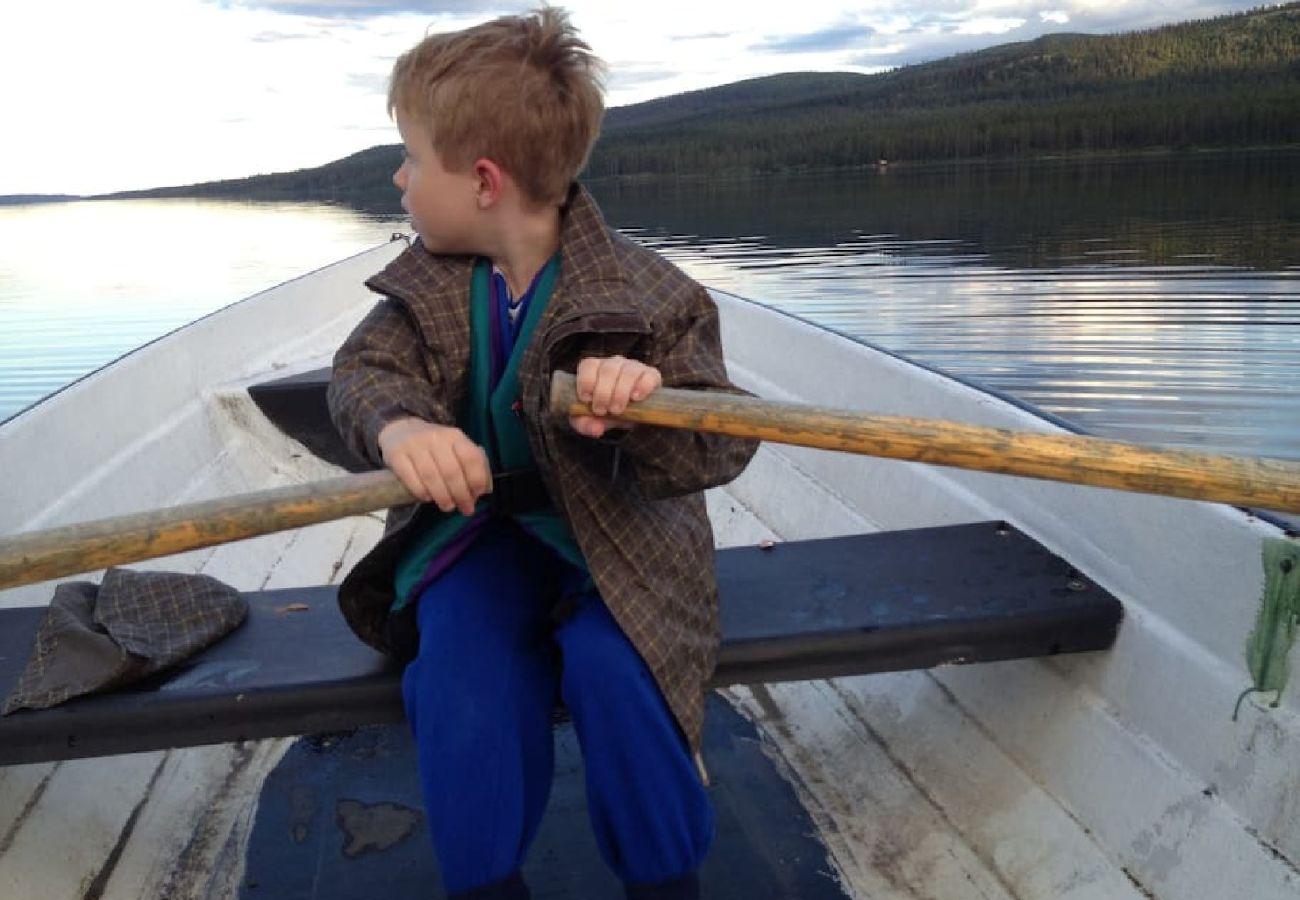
left=327, top=297, right=453, bottom=468
left=606, top=286, right=760, bottom=500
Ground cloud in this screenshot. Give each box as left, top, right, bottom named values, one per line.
left=849, top=21, right=1042, bottom=68
left=956, top=0, right=1261, bottom=36
left=608, top=65, right=679, bottom=91
left=669, top=31, right=732, bottom=41
left=213, top=0, right=514, bottom=18
left=343, top=122, right=401, bottom=134
left=348, top=71, right=390, bottom=93
left=251, top=29, right=316, bottom=41
left=842, top=1, right=1266, bottom=69
left=2, top=0, right=1273, bottom=194
left=752, top=23, right=876, bottom=54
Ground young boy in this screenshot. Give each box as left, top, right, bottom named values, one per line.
left=327, top=7, right=758, bottom=899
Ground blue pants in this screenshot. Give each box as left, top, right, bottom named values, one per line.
left=401, top=520, right=713, bottom=896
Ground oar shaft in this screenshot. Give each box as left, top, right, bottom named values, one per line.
left=5, top=376, right=1297, bottom=593
left=551, top=372, right=1300, bottom=514
left=0, top=471, right=413, bottom=591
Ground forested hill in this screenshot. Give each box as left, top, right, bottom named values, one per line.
left=103, top=3, right=1299, bottom=204
left=590, top=2, right=1299, bottom=176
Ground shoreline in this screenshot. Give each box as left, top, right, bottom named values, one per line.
left=5, top=143, right=1300, bottom=208
left=586, top=143, right=1300, bottom=186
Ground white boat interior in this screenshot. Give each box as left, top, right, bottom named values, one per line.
left=0, top=242, right=1295, bottom=899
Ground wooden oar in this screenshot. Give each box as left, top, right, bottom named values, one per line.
left=0, top=471, right=414, bottom=591
left=553, top=371, right=1300, bottom=514
left=2, top=375, right=1298, bottom=592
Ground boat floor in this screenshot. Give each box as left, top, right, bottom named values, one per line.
left=239, top=697, right=848, bottom=899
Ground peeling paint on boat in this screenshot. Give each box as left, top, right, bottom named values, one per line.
left=1238, top=539, right=1300, bottom=713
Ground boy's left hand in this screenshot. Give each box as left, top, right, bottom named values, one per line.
left=569, top=355, right=662, bottom=439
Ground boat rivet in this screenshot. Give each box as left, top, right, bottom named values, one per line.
left=1067, top=579, right=1088, bottom=592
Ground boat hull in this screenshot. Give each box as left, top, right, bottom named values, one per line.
left=0, top=244, right=1295, bottom=899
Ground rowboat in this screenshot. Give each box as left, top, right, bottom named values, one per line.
left=1, top=239, right=1296, bottom=899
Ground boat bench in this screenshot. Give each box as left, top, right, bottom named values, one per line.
left=0, top=521, right=1121, bottom=766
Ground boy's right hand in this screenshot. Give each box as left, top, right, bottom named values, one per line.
left=377, top=417, right=491, bottom=516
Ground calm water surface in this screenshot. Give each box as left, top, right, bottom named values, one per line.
left=0, top=199, right=407, bottom=424
left=1, top=151, right=1297, bottom=461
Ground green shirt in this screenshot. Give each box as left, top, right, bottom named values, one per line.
left=392, top=254, right=587, bottom=609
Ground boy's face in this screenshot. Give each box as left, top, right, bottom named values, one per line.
left=394, top=111, right=481, bottom=254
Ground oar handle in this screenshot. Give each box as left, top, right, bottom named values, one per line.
left=0, top=471, right=414, bottom=591
left=550, top=371, right=1300, bottom=515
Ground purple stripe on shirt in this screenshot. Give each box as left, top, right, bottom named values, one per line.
left=404, top=514, right=490, bottom=604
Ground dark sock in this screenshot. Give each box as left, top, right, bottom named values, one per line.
left=450, top=870, right=530, bottom=900
left=626, top=871, right=700, bottom=900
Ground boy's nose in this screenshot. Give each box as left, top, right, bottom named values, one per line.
left=393, top=165, right=407, bottom=191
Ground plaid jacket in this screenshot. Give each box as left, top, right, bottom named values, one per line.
left=327, top=185, right=758, bottom=748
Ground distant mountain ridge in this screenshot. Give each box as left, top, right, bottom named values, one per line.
left=588, top=3, right=1299, bottom=177
left=0, top=194, right=81, bottom=206
left=93, top=3, right=1298, bottom=205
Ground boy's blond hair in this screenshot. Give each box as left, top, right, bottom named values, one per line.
left=389, top=6, right=605, bottom=206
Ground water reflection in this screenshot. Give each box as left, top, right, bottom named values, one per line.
left=591, top=151, right=1300, bottom=460
left=1, top=153, right=1296, bottom=462
left=593, top=150, right=1300, bottom=271
left=0, top=198, right=405, bottom=422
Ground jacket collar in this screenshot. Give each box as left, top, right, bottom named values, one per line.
left=553, top=183, right=625, bottom=290
left=365, top=183, right=626, bottom=312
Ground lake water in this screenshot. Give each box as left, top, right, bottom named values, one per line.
left=1, top=150, right=1297, bottom=461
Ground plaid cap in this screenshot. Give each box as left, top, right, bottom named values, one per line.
left=2, top=568, right=248, bottom=715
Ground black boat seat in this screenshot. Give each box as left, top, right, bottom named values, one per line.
left=0, top=521, right=1121, bottom=766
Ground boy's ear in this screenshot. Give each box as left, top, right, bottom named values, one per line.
left=472, top=158, right=506, bottom=208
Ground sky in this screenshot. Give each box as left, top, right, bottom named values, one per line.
left=0, top=0, right=1272, bottom=196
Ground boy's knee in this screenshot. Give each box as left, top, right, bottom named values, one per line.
left=416, top=615, right=509, bottom=677
left=560, top=608, right=650, bottom=703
